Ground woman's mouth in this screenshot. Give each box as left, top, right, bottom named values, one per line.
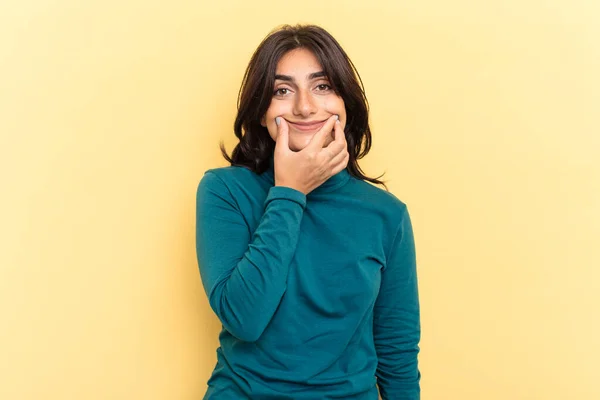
left=287, top=119, right=326, bottom=132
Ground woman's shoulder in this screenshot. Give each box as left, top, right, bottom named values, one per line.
left=204, top=164, right=255, bottom=178
left=197, top=165, right=264, bottom=200
left=200, top=164, right=257, bottom=184
left=346, top=179, right=411, bottom=243
left=350, top=177, right=408, bottom=214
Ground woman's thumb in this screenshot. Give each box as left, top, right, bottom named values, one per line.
left=275, top=116, right=289, bottom=150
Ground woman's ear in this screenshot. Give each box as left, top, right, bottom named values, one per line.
left=260, top=115, right=266, bottom=127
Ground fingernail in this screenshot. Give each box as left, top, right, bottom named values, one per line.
left=335, top=114, right=339, bottom=121
left=275, top=117, right=281, bottom=126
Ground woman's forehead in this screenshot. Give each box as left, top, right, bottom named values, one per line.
left=275, top=48, right=324, bottom=75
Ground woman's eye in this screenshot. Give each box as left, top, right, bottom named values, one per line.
left=273, top=84, right=331, bottom=96
left=274, top=88, right=289, bottom=96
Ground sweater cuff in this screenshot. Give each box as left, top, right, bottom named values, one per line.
left=265, top=186, right=307, bottom=209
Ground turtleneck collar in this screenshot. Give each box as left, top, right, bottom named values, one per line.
left=262, top=153, right=350, bottom=194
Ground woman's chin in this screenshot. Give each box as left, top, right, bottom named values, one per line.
left=289, top=135, right=314, bottom=151
left=288, top=145, right=305, bottom=152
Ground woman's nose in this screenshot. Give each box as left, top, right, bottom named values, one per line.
left=293, top=89, right=317, bottom=117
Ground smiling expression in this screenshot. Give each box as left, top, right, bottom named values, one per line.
left=260, top=48, right=347, bottom=152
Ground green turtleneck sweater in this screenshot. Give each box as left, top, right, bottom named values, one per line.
left=195, top=155, right=421, bottom=399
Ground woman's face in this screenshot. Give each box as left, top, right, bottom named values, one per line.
left=260, top=48, right=347, bottom=152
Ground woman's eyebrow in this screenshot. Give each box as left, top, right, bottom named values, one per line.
left=274, top=71, right=327, bottom=82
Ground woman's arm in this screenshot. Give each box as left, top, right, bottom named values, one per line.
left=196, top=171, right=306, bottom=342
left=374, top=205, right=421, bottom=399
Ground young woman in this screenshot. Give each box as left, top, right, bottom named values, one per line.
left=196, top=24, right=421, bottom=400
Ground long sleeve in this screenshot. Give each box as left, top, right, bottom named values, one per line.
left=195, top=171, right=306, bottom=342
left=374, top=205, right=421, bottom=399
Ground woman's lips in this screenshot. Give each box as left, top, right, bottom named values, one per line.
left=287, top=120, right=326, bottom=132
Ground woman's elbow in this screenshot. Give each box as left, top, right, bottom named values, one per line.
left=209, top=294, right=266, bottom=343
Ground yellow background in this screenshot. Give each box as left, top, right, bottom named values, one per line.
left=1, top=0, right=598, bottom=399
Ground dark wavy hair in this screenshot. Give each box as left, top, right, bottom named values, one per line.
left=219, top=23, right=388, bottom=190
